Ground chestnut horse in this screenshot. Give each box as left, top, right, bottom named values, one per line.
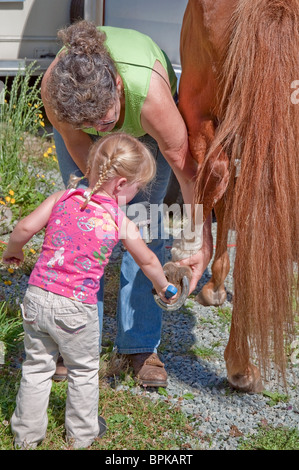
left=178, top=0, right=299, bottom=391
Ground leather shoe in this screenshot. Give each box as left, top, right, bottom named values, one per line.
left=52, top=354, right=67, bottom=382
left=127, top=352, right=167, bottom=387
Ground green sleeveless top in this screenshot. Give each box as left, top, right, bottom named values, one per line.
left=83, top=26, right=177, bottom=138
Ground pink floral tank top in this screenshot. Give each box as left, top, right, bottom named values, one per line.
left=29, top=189, right=124, bottom=304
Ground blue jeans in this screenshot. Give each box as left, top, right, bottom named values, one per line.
left=54, top=129, right=171, bottom=354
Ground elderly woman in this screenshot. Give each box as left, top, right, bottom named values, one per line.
left=41, top=20, right=212, bottom=387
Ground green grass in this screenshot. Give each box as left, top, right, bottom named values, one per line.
left=238, top=424, right=299, bottom=450
left=0, top=360, right=194, bottom=450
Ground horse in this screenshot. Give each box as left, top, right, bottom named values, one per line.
left=168, top=0, right=299, bottom=392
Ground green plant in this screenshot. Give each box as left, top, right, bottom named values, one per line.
left=262, top=390, right=289, bottom=407
left=0, top=63, right=58, bottom=222
left=238, top=424, right=299, bottom=450
left=190, top=344, right=220, bottom=360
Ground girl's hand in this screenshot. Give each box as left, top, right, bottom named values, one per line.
left=2, top=249, right=24, bottom=266
left=158, top=284, right=178, bottom=303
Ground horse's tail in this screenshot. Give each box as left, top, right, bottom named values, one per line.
left=208, top=0, right=299, bottom=383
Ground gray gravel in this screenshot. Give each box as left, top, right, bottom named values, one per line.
left=1, top=172, right=298, bottom=450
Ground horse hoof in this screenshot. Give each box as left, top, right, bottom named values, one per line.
left=153, top=262, right=192, bottom=311
left=227, top=365, right=263, bottom=393
left=196, top=285, right=227, bottom=306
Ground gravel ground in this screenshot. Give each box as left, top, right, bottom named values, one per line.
left=1, top=170, right=298, bottom=450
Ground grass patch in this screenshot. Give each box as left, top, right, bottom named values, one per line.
left=238, top=424, right=299, bottom=450
left=0, top=301, right=23, bottom=363
left=0, top=365, right=195, bottom=450
left=190, top=344, right=220, bottom=361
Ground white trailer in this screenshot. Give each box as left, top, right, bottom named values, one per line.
left=0, top=0, right=187, bottom=76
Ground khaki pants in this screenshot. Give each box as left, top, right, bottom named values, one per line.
left=11, top=285, right=100, bottom=449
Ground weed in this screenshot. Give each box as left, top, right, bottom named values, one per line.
left=238, top=424, right=299, bottom=450
left=190, top=344, right=220, bottom=360
left=262, top=390, right=289, bottom=407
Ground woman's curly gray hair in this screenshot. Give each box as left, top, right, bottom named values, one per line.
left=46, top=20, right=118, bottom=126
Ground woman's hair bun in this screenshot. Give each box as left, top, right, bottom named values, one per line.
left=58, top=20, right=106, bottom=56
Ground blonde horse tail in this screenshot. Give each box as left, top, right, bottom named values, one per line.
left=210, top=0, right=299, bottom=384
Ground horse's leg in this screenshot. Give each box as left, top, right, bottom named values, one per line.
left=224, top=314, right=263, bottom=393
left=196, top=199, right=229, bottom=306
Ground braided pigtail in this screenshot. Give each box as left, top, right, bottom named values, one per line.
left=81, top=152, right=113, bottom=210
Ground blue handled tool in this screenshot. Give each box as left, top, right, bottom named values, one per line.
left=164, top=285, right=178, bottom=299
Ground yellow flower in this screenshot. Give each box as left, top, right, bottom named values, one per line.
left=43, top=152, right=49, bottom=158
left=41, top=175, right=45, bottom=178
left=28, top=103, right=32, bottom=107
left=34, top=104, right=38, bottom=108
left=52, top=144, right=56, bottom=149
left=5, top=196, right=11, bottom=203
left=10, top=198, right=15, bottom=204
left=29, top=248, right=36, bottom=254
left=7, top=267, right=14, bottom=274
left=4, top=280, right=12, bottom=286
left=47, top=147, right=52, bottom=153
left=37, top=174, right=40, bottom=177
left=38, top=114, right=43, bottom=118
left=0, top=200, right=5, bottom=205
left=9, top=190, right=14, bottom=196
left=40, top=121, right=45, bottom=127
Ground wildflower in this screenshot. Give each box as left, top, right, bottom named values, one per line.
left=37, top=174, right=40, bottom=177
left=47, top=147, right=52, bottom=153
left=10, top=198, right=15, bottom=204
left=5, top=196, right=11, bottom=203
left=29, top=248, right=36, bottom=254
left=4, top=280, right=12, bottom=286
left=34, top=104, right=38, bottom=108
left=38, top=114, right=43, bottom=118
left=9, top=190, right=14, bottom=196
left=41, top=175, right=45, bottom=178
left=52, top=156, right=58, bottom=163
left=40, top=121, right=45, bottom=127
left=0, top=200, right=5, bottom=205
left=7, top=267, right=14, bottom=274
left=52, top=144, right=56, bottom=149
left=43, top=152, right=49, bottom=158
left=28, top=103, right=32, bottom=107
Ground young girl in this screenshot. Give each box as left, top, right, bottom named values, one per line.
left=2, top=133, right=177, bottom=450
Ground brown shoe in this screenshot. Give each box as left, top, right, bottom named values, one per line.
left=127, top=353, right=167, bottom=387
left=52, top=355, right=67, bottom=382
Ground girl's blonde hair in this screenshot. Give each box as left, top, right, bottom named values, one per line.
left=69, top=133, right=156, bottom=208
